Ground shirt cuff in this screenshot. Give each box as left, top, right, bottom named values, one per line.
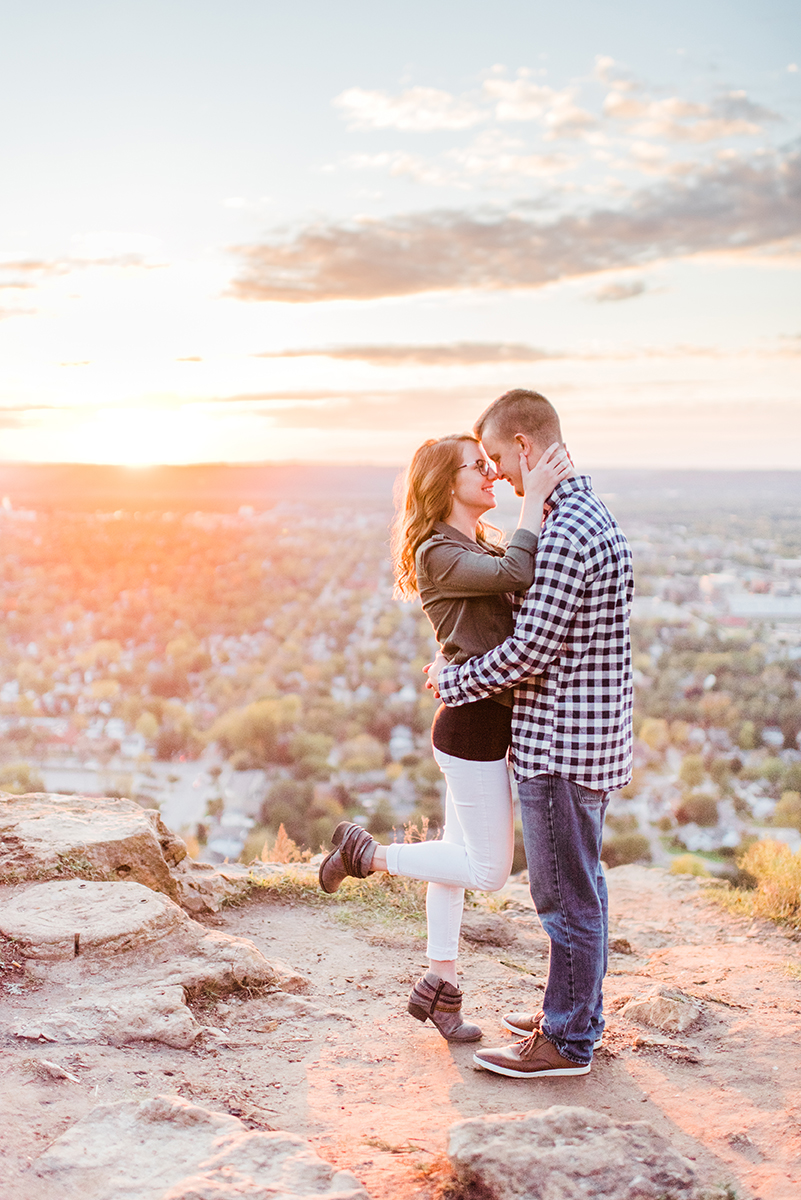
left=507, top=527, right=538, bottom=552
left=437, top=661, right=465, bottom=706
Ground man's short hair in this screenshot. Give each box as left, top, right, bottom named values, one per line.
left=474, top=388, right=562, bottom=448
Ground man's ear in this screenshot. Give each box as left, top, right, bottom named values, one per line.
left=514, top=433, right=532, bottom=460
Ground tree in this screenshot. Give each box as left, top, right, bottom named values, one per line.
left=136, top=711, right=159, bottom=741
left=675, top=795, right=719, bottom=827
left=679, top=755, right=705, bottom=789
left=601, top=833, right=651, bottom=868
left=211, top=696, right=299, bottom=766
left=738, top=721, right=757, bottom=751
left=639, top=718, right=669, bottom=753
left=773, top=792, right=801, bottom=832
left=0, top=761, right=44, bottom=794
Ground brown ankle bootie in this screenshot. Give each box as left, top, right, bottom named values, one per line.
left=319, top=821, right=378, bottom=894
left=407, top=971, right=482, bottom=1042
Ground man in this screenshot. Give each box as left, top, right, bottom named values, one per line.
left=428, top=389, right=633, bottom=1078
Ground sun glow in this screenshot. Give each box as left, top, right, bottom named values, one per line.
left=50, top=406, right=211, bottom=467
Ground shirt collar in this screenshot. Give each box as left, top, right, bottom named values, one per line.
left=548, top=474, right=592, bottom=508
left=432, top=520, right=481, bottom=547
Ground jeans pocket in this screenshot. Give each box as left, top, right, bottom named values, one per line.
left=575, top=785, right=606, bottom=807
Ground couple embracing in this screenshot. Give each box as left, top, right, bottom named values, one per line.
left=319, top=388, right=634, bottom=1081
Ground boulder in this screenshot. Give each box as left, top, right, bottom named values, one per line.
left=29, top=1093, right=371, bottom=1200
left=460, top=912, right=517, bottom=948
left=620, top=984, right=703, bottom=1035
left=0, top=879, right=185, bottom=961
left=14, top=983, right=198, bottom=1049
left=0, top=793, right=185, bottom=901
left=448, top=1105, right=696, bottom=1200
left=2, top=880, right=281, bottom=1047
left=172, top=859, right=255, bottom=914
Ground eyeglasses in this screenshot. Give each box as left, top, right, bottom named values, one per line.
left=456, top=459, right=493, bottom=478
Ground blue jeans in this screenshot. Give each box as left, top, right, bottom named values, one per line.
left=518, top=774, right=609, bottom=1065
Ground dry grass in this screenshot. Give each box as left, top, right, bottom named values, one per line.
left=245, top=819, right=437, bottom=932
left=710, top=840, right=801, bottom=929
left=246, top=867, right=428, bottom=932
left=669, top=853, right=712, bottom=877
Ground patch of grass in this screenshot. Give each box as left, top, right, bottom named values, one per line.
left=497, top=957, right=541, bottom=977
left=53, top=853, right=109, bottom=880
left=669, top=853, right=712, bottom=877
left=480, top=892, right=513, bottom=914
left=709, top=840, right=801, bottom=929
left=184, top=977, right=276, bottom=1016
left=1, top=853, right=109, bottom=885
left=412, top=1155, right=467, bottom=1200
left=784, top=960, right=801, bottom=982
left=364, top=1136, right=430, bottom=1155
left=246, top=867, right=428, bottom=932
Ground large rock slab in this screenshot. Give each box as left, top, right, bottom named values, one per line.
left=2, top=880, right=281, bottom=1047
left=448, top=1105, right=696, bottom=1200
left=15, top=983, right=198, bottom=1049
left=0, top=792, right=186, bottom=900
left=0, top=878, right=185, bottom=961
left=29, top=1094, right=370, bottom=1199
left=620, top=984, right=703, bottom=1035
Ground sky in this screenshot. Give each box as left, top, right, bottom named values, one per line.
left=1, top=0, right=799, bottom=468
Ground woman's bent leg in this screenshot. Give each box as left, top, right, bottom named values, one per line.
left=387, top=751, right=514, bottom=890
left=387, top=751, right=514, bottom=961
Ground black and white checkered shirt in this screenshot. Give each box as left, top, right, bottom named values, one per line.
left=437, top=475, right=634, bottom=791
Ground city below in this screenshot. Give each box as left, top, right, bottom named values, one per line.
left=1, top=463, right=799, bottom=878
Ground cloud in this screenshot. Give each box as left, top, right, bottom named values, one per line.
left=479, top=77, right=597, bottom=140
left=592, top=279, right=649, bottom=303
left=209, top=386, right=503, bottom=431
left=482, top=78, right=557, bottom=121
left=345, top=151, right=458, bottom=187
left=603, top=90, right=777, bottom=143
left=334, top=76, right=597, bottom=141
left=0, top=405, right=65, bottom=429
left=0, top=253, right=161, bottom=282
left=712, top=91, right=780, bottom=124
left=255, top=342, right=557, bottom=366
left=348, top=134, right=574, bottom=188
left=332, top=86, right=483, bottom=131
left=229, top=149, right=801, bottom=302
left=0, top=298, right=37, bottom=319
left=450, top=137, right=573, bottom=178
left=0, top=258, right=71, bottom=277
left=593, top=56, right=641, bottom=91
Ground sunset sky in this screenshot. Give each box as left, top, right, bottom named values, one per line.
left=1, top=0, right=799, bottom=468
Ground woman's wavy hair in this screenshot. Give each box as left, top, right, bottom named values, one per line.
left=391, top=433, right=501, bottom=600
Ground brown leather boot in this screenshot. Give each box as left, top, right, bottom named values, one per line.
left=318, top=822, right=378, bottom=894
left=407, top=971, right=482, bottom=1042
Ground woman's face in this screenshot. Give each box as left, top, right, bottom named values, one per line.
left=449, top=442, right=498, bottom=518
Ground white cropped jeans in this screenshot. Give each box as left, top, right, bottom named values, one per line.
left=385, top=747, right=514, bottom=960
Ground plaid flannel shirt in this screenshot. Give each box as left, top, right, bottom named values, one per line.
left=437, top=475, right=634, bottom=791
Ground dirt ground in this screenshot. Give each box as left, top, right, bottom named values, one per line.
left=1, top=864, right=800, bottom=1200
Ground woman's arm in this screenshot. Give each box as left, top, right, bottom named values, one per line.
left=418, top=529, right=539, bottom=598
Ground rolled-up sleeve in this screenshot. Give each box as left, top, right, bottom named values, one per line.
left=438, top=532, right=585, bottom=705
left=417, top=528, right=538, bottom=597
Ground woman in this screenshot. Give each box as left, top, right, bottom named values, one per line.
left=319, top=432, right=570, bottom=1041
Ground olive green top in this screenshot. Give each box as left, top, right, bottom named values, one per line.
left=415, top=522, right=539, bottom=708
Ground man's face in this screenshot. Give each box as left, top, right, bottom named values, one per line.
left=480, top=426, right=528, bottom=497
